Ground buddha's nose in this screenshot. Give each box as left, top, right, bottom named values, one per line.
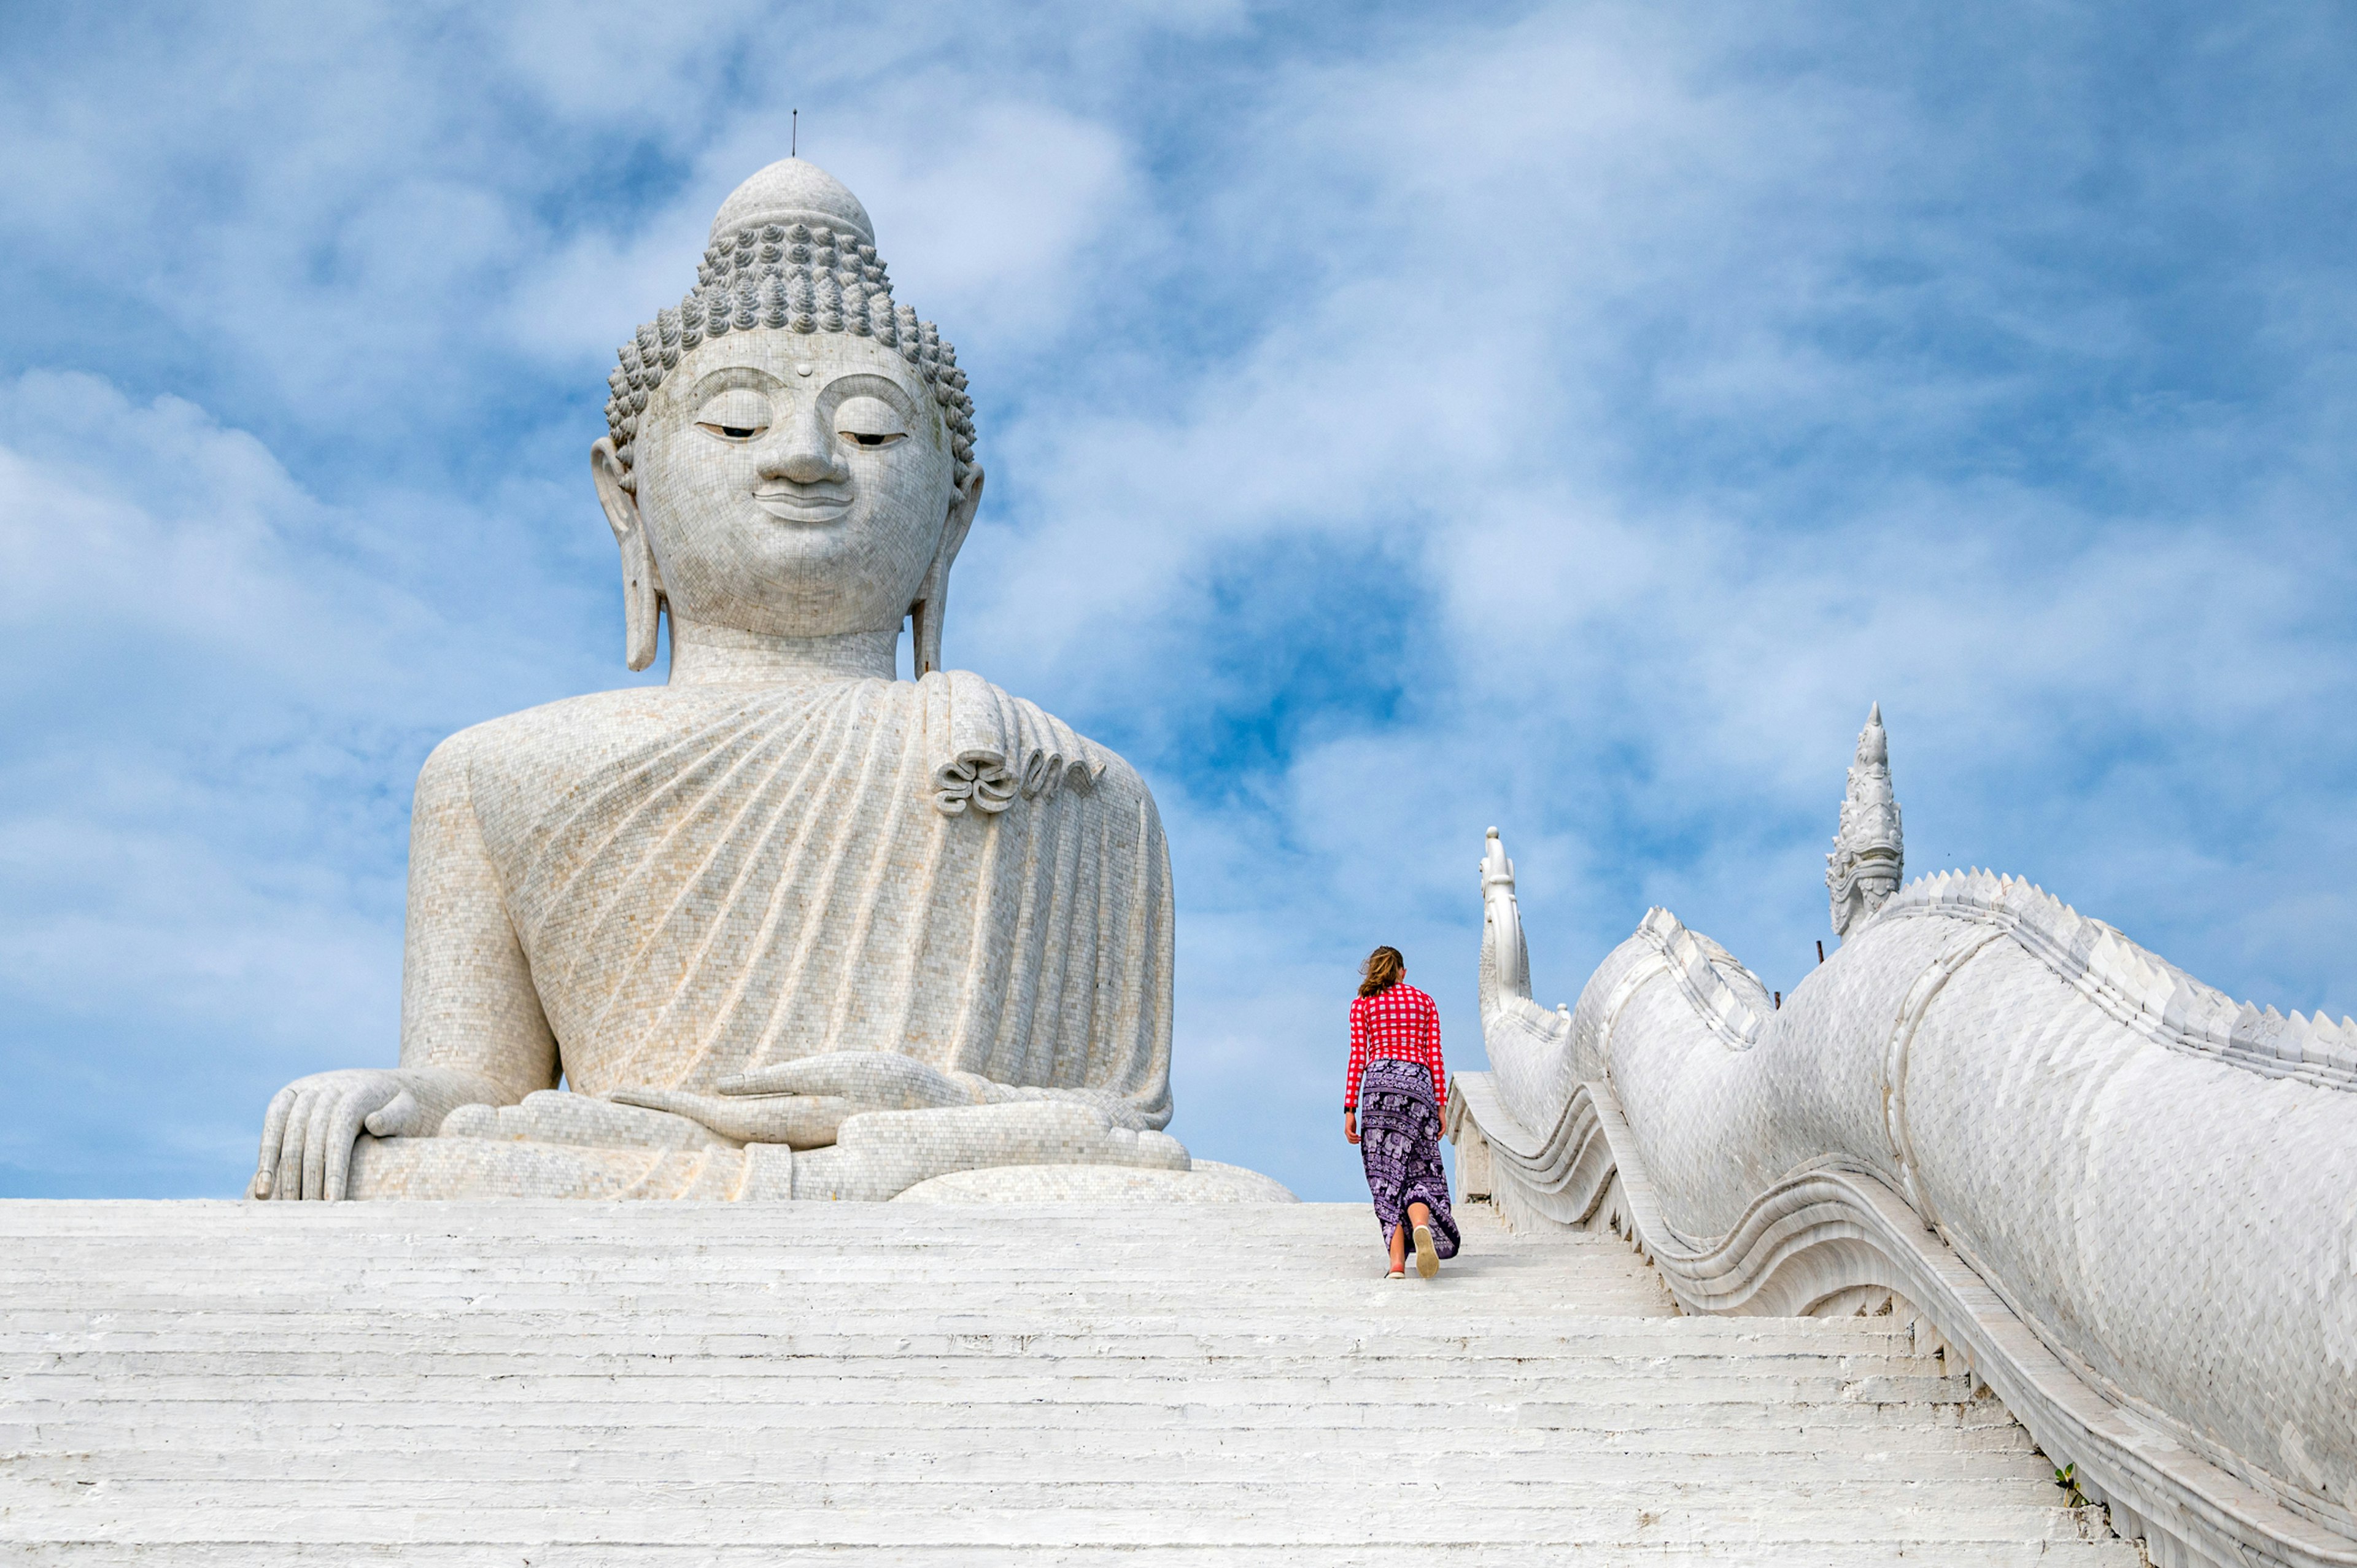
left=765, top=417, right=848, bottom=486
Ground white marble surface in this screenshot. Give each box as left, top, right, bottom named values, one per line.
left=892, top=1160, right=1299, bottom=1204
left=0, top=1199, right=2134, bottom=1563
left=250, top=158, right=1239, bottom=1205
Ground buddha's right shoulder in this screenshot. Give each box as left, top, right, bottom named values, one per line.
left=415, top=687, right=694, bottom=795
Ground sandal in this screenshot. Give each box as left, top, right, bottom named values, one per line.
left=1387, top=1267, right=1405, bottom=1280
left=1413, top=1224, right=1439, bottom=1278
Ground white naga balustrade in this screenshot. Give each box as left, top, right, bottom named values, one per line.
left=1452, top=708, right=2357, bottom=1568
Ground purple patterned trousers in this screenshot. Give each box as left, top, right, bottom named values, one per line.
left=1357, top=1057, right=1460, bottom=1258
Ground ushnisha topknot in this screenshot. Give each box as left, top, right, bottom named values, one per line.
left=602, top=158, right=977, bottom=487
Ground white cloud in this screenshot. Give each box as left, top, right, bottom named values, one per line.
left=0, top=369, right=606, bottom=1189
left=940, top=6, right=2357, bottom=1191
left=2, top=4, right=2353, bottom=1200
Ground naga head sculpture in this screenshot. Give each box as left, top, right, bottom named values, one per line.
left=589, top=158, right=983, bottom=675
left=1826, top=702, right=1904, bottom=938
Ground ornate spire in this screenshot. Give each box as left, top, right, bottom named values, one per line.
left=1826, top=703, right=1903, bottom=938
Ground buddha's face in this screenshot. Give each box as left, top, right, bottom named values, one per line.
left=619, top=331, right=967, bottom=638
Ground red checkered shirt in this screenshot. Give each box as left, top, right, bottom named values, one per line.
left=1345, top=982, right=1446, bottom=1113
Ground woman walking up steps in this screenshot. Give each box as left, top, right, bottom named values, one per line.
left=1342, top=946, right=1460, bottom=1278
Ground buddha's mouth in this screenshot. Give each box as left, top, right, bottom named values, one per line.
left=752, top=487, right=853, bottom=523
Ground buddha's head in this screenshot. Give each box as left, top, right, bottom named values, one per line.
left=590, top=158, right=982, bottom=674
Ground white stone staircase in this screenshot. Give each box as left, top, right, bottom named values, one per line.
left=0, top=1199, right=2137, bottom=1564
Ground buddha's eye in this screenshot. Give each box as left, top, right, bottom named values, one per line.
left=835, top=395, right=908, bottom=450
left=693, top=388, right=771, bottom=442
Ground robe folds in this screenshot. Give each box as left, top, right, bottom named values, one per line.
left=350, top=669, right=1175, bottom=1200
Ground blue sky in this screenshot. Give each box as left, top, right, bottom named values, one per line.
left=3, top=2, right=2353, bottom=1201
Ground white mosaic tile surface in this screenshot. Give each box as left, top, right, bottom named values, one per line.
left=248, top=158, right=1255, bottom=1207
left=1460, top=712, right=2357, bottom=1568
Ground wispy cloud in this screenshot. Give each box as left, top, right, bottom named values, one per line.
left=2, top=2, right=2351, bottom=1198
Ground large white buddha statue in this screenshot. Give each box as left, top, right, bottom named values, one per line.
left=249, top=158, right=1256, bottom=1203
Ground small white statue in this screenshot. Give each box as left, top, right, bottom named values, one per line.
left=250, top=160, right=1194, bottom=1202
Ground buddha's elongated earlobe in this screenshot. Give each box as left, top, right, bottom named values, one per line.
left=911, top=465, right=984, bottom=678
left=591, top=438, right=667, bottom=672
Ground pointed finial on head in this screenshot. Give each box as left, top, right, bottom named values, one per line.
left=1857, top=701, right=1889, bottom=765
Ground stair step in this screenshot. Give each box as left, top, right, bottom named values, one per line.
left=0, top=1447, right=2057, bottom=1484
left=0, top=1497, right=2125, bottom=1548
left=0, top=1200, right=2135, bottom=1562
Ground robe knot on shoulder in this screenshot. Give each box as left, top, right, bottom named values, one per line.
left=930, top=669, right=1107, bottom=817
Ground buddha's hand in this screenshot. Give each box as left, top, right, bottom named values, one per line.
left=610, top=1056, right=985, bottom=1149
left=602, top=1085, right=852, bottom=1149
left=252, top=1069, right=435, bottom=1202
left=717, top=1053, right=983, bottom=1111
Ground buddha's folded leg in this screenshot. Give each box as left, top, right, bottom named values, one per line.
left=339, top=1136, right=726, bottom=1197
left=789, top=1100, right=1189, bottom=1202
left=344, top=1091, right=792, bottom=1200
left=345, top=1098, right=1177, bottom=1201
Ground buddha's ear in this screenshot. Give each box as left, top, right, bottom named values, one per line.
left=910, top=466, right=983, bottom=678
left=592, top=437, right=667, bottom=673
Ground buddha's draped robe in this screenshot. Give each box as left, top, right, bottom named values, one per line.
left=349, top=670, right=1174, bottom=1200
